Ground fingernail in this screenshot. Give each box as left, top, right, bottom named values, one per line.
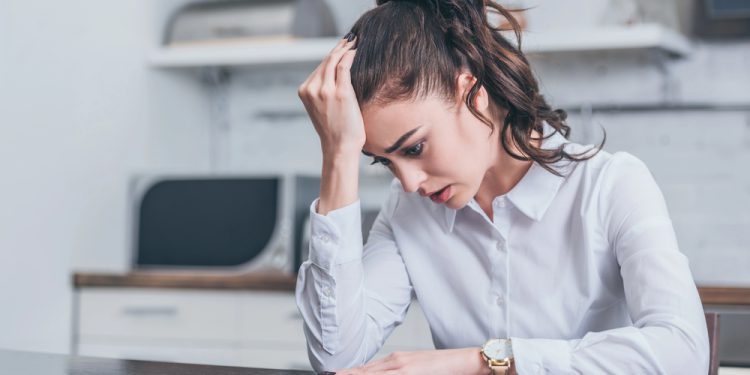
left=343, top=31, right=353, bottom=40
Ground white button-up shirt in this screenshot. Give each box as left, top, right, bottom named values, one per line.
left=295, top=127, right=709, bottom=374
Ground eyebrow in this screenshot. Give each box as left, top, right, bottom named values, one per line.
left=361, top=126, right=422, bottom=156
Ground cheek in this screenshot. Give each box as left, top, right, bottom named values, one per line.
left=427, top=114, right=491, bottom=181
left=426, top=139, right=479, bottom=179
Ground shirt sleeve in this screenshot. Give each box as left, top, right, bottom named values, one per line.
left=295, top=179, right=414, bottom=373
left=510, top=152, right=709, bottom=374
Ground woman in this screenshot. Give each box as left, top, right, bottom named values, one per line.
left=295, top=0, right=709, bottom=374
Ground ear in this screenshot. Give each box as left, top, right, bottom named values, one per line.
left=456, top=72, right=489, bottom=112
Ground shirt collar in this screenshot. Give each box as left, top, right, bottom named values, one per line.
left=442, top=123, right=570, bottom=233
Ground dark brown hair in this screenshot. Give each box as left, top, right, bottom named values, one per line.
left=348, top=0, right=604, bottom=176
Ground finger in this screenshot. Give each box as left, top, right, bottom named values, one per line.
left=359, top=361, right=396, bottom=372
left=330, top=35, right=349, bottom=53
left=321, top=38, right=357, bottom=93
left=300, top=64, right=322, bottom=95
left=334, top=369, right=396, bottom=375
left=359, top=358, right=399, bottom=372
left=362, top=350, right=409, bottom=369
left=335, top=47, right=357, bottom=88
left=359, top=354, right=391, bottom=369
left=305, top=37, right=352, bottom=97
left=333, top=368, right=364, bottom=375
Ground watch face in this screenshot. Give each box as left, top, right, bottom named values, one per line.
left=483, top=339, right=512, bottom=361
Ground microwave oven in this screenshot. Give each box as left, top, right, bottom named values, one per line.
left=128, top=174, right=320, bottom=274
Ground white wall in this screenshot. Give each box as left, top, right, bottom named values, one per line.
left=0, top=0, right=370, bottom=355
left=566, top=109, right=750, bottom=286
left=0, top=0, right=211, bottom=353
left=530, top=41, right=750, bottom=286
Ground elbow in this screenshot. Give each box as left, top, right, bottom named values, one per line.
left=672, top=329, right=710, bottom=375
left=648, top=317, right=710, bottom=375
left=303, top=324, right=369, bottom=373
left=306, top=344, right=361, bottom=373
left=694, top=328, right=711, bottom=375
left=681, top=317, right=711, bottom=375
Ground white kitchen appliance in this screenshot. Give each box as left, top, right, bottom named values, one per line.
left=128, top=174, right=320, bottom=274
left=164, top=0, right=337, bottom=45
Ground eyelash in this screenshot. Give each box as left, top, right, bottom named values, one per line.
left=370, top=142, right=424, bottom=167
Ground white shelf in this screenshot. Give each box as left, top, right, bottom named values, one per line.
left=149, top=37, right=337, bottom=68
left=520, top=24, right=690, bottom=56
left=149, top=24, right=690, bottom=68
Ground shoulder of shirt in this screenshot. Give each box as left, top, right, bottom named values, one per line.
left=582, top=149, right=651, bottom=181
left=558, top=138, right=650, bottom=179
left=571, top=147, right=656, bottom=204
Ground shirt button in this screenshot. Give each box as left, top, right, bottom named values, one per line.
left=496, top=296, right=504, bottom=306
left=494, top=198, right=506, bottom=208
left=322, top=286, right=332, bottom=297
left=319, top=234, right=330, bottom=243
left=496, top=241, right=506, bottom=251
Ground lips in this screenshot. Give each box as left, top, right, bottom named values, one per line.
left=429, top=185, right=451, bottom=204
left=429, top=186, right=447, bottom=197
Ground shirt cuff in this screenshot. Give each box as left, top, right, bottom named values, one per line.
left=510, top=337, right=577, bottom=374
left=308, top=197, right=364, bottom=272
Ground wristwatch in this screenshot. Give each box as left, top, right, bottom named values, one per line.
left=481, top=338, right=514, bottom=375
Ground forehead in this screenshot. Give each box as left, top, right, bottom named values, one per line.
left=361, top=96, right=455, bottom=152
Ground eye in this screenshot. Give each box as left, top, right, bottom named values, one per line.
left=370, top=157, right=392, bottom=167
left=404, top=142, right=424, bottom=157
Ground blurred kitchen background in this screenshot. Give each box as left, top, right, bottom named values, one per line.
left=0, top=0, right=749, bottom=372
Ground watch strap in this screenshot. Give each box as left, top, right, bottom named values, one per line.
left=489, top=364, right=510, bottom=375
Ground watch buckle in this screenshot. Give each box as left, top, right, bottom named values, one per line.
left=489, top=358, right=510, bottom=367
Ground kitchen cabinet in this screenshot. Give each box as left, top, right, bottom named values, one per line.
left=74, top=273, right=750, bottom=369
left=73, top=287, right=434, bottom=371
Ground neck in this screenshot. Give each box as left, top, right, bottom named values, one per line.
left=474, top=127, right=540, bottom=206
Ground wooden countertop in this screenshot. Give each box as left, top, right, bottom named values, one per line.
left=0, top=349, right=312, bottom=375
left=73, top=271, right=297, bottom=292
left=698, top=286, right=750, bottom=306
left=73, top=271, right=750, bottom=306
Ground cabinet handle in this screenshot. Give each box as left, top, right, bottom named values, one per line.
left=121, top=306, right=178, bottom=317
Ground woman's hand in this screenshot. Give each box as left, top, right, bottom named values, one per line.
left=298, top=35, right=364, bottom=158
left=332, top=348, right=492, bottom=375
left=298, top=35, right=363, bottom=214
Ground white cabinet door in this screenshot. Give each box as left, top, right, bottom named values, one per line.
left=76, top=288, right=434, bottom=369
left=238, top=291, right=307, bottom=344
left=78, top=340, right=313, bottom=371
left=78, top=288, right=241, bottom=342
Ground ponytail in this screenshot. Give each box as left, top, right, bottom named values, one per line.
left=350, top=0, right=604, bottom=175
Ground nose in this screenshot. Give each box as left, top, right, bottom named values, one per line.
left=393, top=162, right=427, bottom=194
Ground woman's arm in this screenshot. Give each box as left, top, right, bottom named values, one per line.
left=296, top=180, right=414, bottom=372
left=508, top=153, right=709, bottom=374
left=333, top=348, right=494, bottom=375
left=297, top=34, right=364, bottom=215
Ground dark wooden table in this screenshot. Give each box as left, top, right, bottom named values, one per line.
left=0, top=349, right=315, bottom=375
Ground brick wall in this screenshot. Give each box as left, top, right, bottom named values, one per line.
left=223, top=40, right=750, bottom=286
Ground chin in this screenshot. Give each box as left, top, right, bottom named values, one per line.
left=445, top=191, right=469, bottom=209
